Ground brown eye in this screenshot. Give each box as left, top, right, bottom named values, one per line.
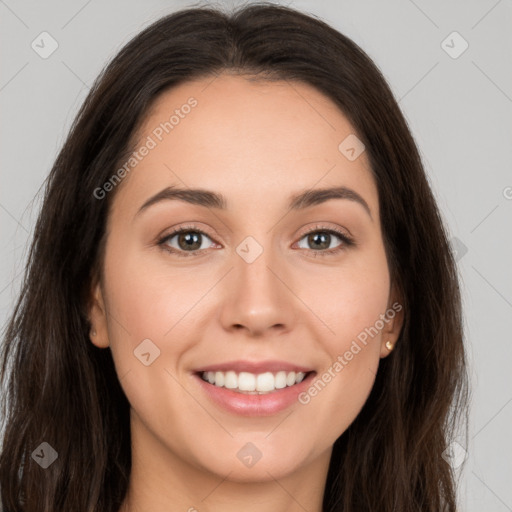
left=297, top=230, right=344, bottom=251
left=160, top=228, right=216, bottom=256
left=176, top=231, right=203, bottom=251
left=307, top=232, right=332, bottom=250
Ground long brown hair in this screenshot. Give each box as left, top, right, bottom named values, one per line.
left=0, top=3, right=469, bottom=511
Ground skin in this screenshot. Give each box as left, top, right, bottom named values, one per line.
left=88, top=73, right=403, bottom=512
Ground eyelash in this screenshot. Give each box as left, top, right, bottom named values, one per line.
left=156, top=223, right=355, bottom=258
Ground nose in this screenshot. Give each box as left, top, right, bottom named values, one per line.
left=218, top=241, right=297, bottom=337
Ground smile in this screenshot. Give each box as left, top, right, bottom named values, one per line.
left=199, top=370, right=310, bottom=394
left=193, top=363, right=317, bottom=416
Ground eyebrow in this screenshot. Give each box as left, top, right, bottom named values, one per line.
left=135, top=185, right=372, bottom=219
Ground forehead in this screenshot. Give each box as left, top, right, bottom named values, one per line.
left=111, top=73, right=378, bottom=218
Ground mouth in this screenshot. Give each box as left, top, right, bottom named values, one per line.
left=197, top=369, right=316, bottom=395
left=192, top=361, right=317, bottom=416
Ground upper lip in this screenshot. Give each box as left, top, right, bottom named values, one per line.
left=194, top=360, right=315, bottom=374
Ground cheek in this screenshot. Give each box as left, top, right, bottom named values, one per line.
left=100, top=239, right=211, bottom=391
left=99, top=249, right=209, bottom=428
left=103, top=241, right=210, bottom=338
left=294, top=247, right=390, bottom=429
left=307, top=248, right=391, bottom=356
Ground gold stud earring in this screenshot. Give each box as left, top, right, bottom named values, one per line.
left=385, top=340, right=394, bottom=351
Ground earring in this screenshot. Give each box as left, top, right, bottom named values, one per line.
left=385, top=340, right=394, bottom=351
left=91, top=329, right=97, bottom=336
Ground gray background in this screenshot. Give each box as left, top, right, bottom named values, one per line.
left=1, top=0, right=511, bottom=510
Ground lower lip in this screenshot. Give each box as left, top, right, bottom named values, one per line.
left=193, top=372, right=316, bottom=417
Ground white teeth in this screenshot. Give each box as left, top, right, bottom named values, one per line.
left=200, top=370, right=309, bottom=394
left=256, top=372, right=275, bottom=392
left=275, top=371, right=287, bottom=389
left=214, top=371, right=224, bottom=387
left=286, top=371, right=296, bottom=386
left=238, top=372, right=256, bottom=391
left=224, top=371, right=237, bottom=389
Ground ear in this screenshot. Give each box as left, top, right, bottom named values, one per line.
left=88, top=277, right=110, bottom=349
left=379, top=287, right=404, bottom=358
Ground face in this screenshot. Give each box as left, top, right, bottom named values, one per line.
left=89, top=73, right=403, bottom=484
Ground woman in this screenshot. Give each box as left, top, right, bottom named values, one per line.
left=0, top=3, right=469, bottom=511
